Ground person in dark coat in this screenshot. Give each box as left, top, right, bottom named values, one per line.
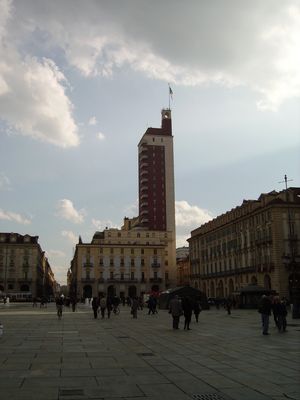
left=225, top=298, right=232, bottom=315
left=272, top=296, right=281, bottom=328
left=275, top=299, right=288, bottom=332
left=182, top=296, right=193, bottom=330
left=92, top=297, right=99, bottom=319
left=169, top=295, right=183, bottom=330
left=131, top=297, right=139, bottom=318
left=193, top=299, right=202, bottom=323
left=258, top=295, right=272, bottom=335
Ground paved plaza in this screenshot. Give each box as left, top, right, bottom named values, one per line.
left=0, top=303, right=299, bottom=400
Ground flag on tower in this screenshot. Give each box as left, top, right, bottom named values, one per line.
left=169, top=85, right=173, bottom=99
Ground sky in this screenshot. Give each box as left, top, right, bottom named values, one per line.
left=0, top=0, right=299, bottom=285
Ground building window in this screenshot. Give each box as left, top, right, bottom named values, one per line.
left=110, top=248, right=114, bottom=254
left=110, top=259, right=113, bottom=266
left=154, top=249, right=157, bottom=255
left=131, top=248, right=134, bottom=254
left=154, top=272, right=158, bottom=279
left=141, top=249, right=144, bottom=255
left=141, top=272, right=145, bottom=281
left=121, top=248, right=124, bottom=254
left=131, top=272, right=134, bottom=280
left=110, top=271, right=114, bottom=280
left=99, top=258, right=103, bottom=266
left=141, top=258, right=145, bottom=266
left=131, top=259, right=134, bottom=267
left=165, top=272, right=169, bottom=280
left=121, top=272, right=124, bottom=280
left=100, top=248, right=103, bottom=254
left=165, top=260, right=168, bottom=266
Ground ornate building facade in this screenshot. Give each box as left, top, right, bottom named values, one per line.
left=0, top=232, right=55, bottom=299
left=188, top=188, right=300, bottom=300
left=69, top=218, right=174, bottom=299
left=69, top=108, right=176, bottom=298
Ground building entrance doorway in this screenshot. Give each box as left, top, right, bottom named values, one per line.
left=83, top=285, right=92, bottom=298
left=107, top=285, right=115, bottom=297
left=128, top=286, right=137, bottom=298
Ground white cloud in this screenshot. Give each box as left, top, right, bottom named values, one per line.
left=123, top=201, right=138, bottom=218
left=61, top=230, right=78, bottom=244
left=97, top=132, right=105, bottom=140
left=10, top=0, right=300, bottom=111
left=91, top=218, right=118, bottom=230
left=175, top=200, right=213, bottom=246
left=0, top=208, right=31, bottom=224
left=47, top=249, right=66, bottom=258
left=56, top=199, right=86, bottom=224
left=0, top=1, right=80, bottom=147
left=88, top=116, right=97, bottom=125
left=0, top=172, right=11, bottom=191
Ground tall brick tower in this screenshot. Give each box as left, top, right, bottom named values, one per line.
left=138, top=109, right=175, bottom=233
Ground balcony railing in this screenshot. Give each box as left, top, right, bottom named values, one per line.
left=151, top=262, right=160, bottom=268
left=81, top=278, right=95, bottom=283
left=83, top=262, right=94, bottom=268
left=106, top=278, right=139, bottom=283
left=150, top=278, right=162, bottom=283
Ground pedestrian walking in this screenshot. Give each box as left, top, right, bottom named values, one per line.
left=193, top=299, right=202, bottom=323
left=169, top=295, right=183, bottom=330
left=131, top=297, right=139, bottom=318
left=225, top=298, right=232, bottom=315
left=182, top=296, right=193, bottom=330
left=275, top=298, right=288, bottom=332
left=258, top=295, right=272, bottom=335
left=100, top=296, right=107, bottom=319
left=92, top=297, right=99, bottom=319
left=148, top=296, right=157, bottom=315
left=71, top=297, right=77, bottom=312
left=107, top=296, right=113, bottom=319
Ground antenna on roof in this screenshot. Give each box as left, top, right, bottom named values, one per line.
left=278, top=174, right=293, bottom=190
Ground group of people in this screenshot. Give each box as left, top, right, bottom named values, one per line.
left=90, top=295, right=121, bottom=319
left=169, top=295, right=202, bottom=330
left=258, top=295, right=288, bottom=335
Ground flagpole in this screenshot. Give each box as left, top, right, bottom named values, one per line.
left=168, top=83, right=170, bottom=109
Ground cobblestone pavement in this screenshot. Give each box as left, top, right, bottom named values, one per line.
left=0, top=302, right=299, bottom=400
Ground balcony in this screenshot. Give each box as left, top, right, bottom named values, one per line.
left=140, top=162, right=148, bottom=169
left=81, top=278, right=95, bottom=283
left=106, top=278, right=139, bottom=283
left=139, top=154, right=148, bottom=162
left=150, top=278, right=162, bottom=283
left=151, top=262, right=160, bottom=268
left=83, top=262, right=94, bottom=268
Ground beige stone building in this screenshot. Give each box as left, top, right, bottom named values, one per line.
left=69, top=217, right=173, bottom=299
left=0, top=232, right=56, bottom=299
left=188, top=188, right=300, bottom=300
left=176, top=247, right=190, bottom=286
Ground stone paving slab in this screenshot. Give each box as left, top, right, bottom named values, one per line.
left=0, top=302, right=300, bottom=399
